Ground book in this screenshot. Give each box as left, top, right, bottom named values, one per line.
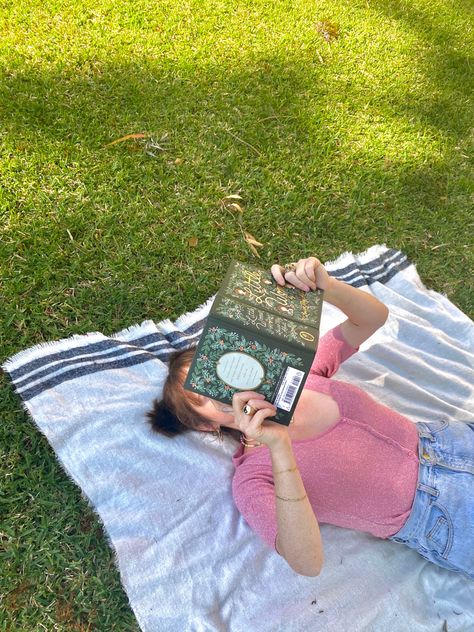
left=183, top=260, right=324, bottom=425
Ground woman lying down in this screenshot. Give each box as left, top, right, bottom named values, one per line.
left=147, top=256, right=474, bottom=580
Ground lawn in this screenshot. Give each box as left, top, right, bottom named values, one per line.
left=1, top=0, right=473, bottom=629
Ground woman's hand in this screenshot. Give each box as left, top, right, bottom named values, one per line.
left=232, top=391, right=290, bottom=450
left=271, top=257, right=334, bottom=293
left=272, top=257, right=389, bottom=349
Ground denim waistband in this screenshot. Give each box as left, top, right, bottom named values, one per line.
left=389, top=420, right=448, bottom=542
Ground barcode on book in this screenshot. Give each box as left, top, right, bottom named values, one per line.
left=274, top=367, right=305, bottom=412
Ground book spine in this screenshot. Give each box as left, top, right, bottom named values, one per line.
left=221, top=260, right=324, bottom=328
left=212, top=293, right=320, bottom=353
left=231, top=289, right=323, bottom=330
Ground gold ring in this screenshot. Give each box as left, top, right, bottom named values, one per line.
left=283, top=262, right=297, bottom=273
left=243, top=404, right=256, bottom=416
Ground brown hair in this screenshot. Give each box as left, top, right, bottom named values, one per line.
left=146, top=347, right=240, bottom=442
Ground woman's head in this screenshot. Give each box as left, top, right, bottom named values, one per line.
left=146, top=347, right=240, bottom=441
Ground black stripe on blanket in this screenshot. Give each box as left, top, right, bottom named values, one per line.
left=8, top=319, right=204, bottom=384
left=5, top=249, right=409, bottom=402
left=17, top=353, right=161, bottom=402
left=330, top=248, right=409, bottom=287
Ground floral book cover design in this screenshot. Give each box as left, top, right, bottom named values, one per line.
left=183, top=261, right=324, bottom=425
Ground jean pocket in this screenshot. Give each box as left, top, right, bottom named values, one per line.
left=424, top=502, right=453, bottom=559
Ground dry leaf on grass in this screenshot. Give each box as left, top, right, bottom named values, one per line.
left=247, top=243, right=260, bottom=257
left=105, top=133, right=170, bottom=158
left=219, top=195, right=264, bottom=257
left=315, top=19, right=340, bottom=42
left=227, top=202, right=244, bottom=213
left=221, top=195, right=244, bottom=214
left=244, top=232, right=263, bottom=247
left=188, top=236, right=198, bottom=247
left=104, top=133, right=148, bottom=147
left=244, top=231, right=264, bottom=258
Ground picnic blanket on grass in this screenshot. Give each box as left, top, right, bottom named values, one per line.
left=3, top=245, right=474, bottom=632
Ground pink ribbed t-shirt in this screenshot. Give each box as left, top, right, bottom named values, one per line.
left=232, top=325, right=420, bottom=549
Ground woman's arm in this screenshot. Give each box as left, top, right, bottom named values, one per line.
left=271, top=437, right=323, bottom=577
left=272, top=257, right=389, bottom=349
left=324, top=278, right=389, bottom=348
left=231, top=392, right=322, bottom=576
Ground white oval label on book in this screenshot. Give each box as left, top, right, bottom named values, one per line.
left=216, top=352, right=265, bottom=389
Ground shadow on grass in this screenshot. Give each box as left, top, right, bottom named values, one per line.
left=1, top=0, right=473, bottom=332
left=1, top=0, right=473, bottom=147
left=1, top=19, right=473, bottom=345
left=2, top=51, right=473, bottom=144
left=0, top=38, right=471, bottom=216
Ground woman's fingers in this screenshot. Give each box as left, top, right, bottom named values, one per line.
left=303, top=258, right=319, bottom=289
left=243, top=399, right=277, bottom=414
left=293, top=258, right=319, bottom=291
left=232, top=392, right=272, bottom=419
left=284, top=270, right=311, bottom=292
left=248, top=406, right=278, bottom=424
left=239, top=398, right=277, bottom=419
left=272, top=261, right=313, bottom=290
left=271, top=264, right=307, bottom=290
left=271, top=259, right=319, bottom=292
left=231, top=392, right=277, bottom=436
left=231, top=393, right=290, bottom=447
left=271, top=264, right=286, bottom=286
left=285, top=258, right=312, bottom=291
left=271, top=257, right=323, bottom=292
left=244, top=407, right=279, bottom=437
left=232, top=391, right=264, bottom=412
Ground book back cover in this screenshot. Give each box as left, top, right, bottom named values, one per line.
left=183, top=260, right=323, bottom=425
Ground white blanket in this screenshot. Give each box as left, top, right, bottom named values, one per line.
left=4, top=245, right=474, bottom=631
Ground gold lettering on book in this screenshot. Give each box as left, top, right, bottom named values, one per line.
left=246, top=307, right=266, bottom=330
left=300, top=293, right=309, bottom=321
left=238, top=269, right=322, bottom=318
left=265, top=284, right=294, bottom=316
left=299, top=330, right=315, bottom=342
left=240, top=270, right=265, bottom=305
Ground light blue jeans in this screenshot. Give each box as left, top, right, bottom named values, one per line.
left=389, top=418, right=474, bottom=581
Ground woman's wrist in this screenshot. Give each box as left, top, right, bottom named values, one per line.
left=320, top=276, right=341, bottom=302
left=267, top=432, right=292, bottom=453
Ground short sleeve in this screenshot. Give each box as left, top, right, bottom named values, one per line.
left=232, top=467, right=278, bottom=550
left=310, top=324, right=359, bottom=378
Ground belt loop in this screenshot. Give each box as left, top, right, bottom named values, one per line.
left=416, top=422, right=434, bottom=442
left=416, top=481, right=439, bottom=497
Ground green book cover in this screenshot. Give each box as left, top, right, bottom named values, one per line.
left=183, top=260, right=323, bottom=425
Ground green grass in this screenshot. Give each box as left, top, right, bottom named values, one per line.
left=1, top=0, right=473, bottom=628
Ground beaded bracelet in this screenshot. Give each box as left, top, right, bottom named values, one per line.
left=275, top=494, right=307, bottom=502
